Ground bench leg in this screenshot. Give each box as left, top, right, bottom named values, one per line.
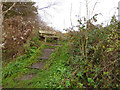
left=45, top=37, right=46, bottom=42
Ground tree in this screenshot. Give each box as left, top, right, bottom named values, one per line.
left=1, top=1, right=58, bottom=62
left=1, top=2, right=39, bottom=61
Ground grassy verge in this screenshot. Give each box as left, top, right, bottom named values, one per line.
left=2, top=36, right=45, bottom=87
left=2, top=44, right=45, bottom=87
left=17, top=42, right=70, bottom=88
left=2, top=35, right=61, bottom=88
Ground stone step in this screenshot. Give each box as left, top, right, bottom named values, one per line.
left=39, top=48, right=55, bottom=60
left=45, top=44, right=61, bottom=46
left=18, top=74, right=36, bottom=81
left=26, top=61, right=46, bottom=70
left=20, top=47, right=56, bottom=81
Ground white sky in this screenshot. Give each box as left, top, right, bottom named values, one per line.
left=34, top=0, right=120, bottom=33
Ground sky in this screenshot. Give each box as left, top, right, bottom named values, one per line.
left=34, top=0, right=120, bottom=33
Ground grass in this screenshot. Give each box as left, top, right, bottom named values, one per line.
left=22, top=43, right=69, bottom=88
left=2, top=39, right=62, bottom=88
left=2, top=15, right=120, bottom=88
left=2, top=43, right=44, bottom=88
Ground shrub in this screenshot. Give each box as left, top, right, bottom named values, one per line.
left=2, top=16, right=34, bottom=62
left=66, top=15, right=120, bottom=88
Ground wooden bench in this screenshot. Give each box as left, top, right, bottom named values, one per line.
left=39, top=30, right=59, bottom=42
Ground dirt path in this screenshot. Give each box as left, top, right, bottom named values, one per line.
left=19, top=44, right=57, bottom=80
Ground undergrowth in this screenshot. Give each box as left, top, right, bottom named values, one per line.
left=2, top=15, right=120, bottom=88
left=42, top=15, right=120, bottom=88
left=2, top=36, right=44, bottom=87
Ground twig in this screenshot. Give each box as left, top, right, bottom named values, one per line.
left=91, top=0, right=99, bottom=16
left=38, top=2, right=57, bottom=11
left=3, top=2, right=16, bottom=15
left=70, top=3, right=72, bottom=26
left=93, top=58, right=120, bottom=80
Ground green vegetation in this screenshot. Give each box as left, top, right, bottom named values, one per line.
left=43, top=15, right=120, bottom=88
left=2, top=15, right=120, bottom=88
left=2, top=38, right=67, bottom=88
left=2, top=36, right=44, bottom=87
left=2, top=2, right=120, bottom=88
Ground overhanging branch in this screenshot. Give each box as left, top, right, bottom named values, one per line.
left=2, top=2, right=16, bottom=15
left=38, top=2, right=57, bottom=11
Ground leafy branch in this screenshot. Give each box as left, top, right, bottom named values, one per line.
left=93, top=58, right=120, bottom=80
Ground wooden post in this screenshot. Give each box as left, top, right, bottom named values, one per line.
left=45, top=37, right=46, bottom=42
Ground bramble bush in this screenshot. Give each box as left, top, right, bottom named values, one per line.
left=66, top=15, right=120, bottom=88
left=44, top=15, right=120, bottom=88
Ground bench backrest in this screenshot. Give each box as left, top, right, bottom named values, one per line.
left=39, top=30, right=56, bottom=35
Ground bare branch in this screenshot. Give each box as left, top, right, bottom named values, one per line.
left=70, top=3, right=73, bottom=26
left=91, top=0, right=99, bottom=16
left=38, top=2, right=57, bottom=11
left=3, top=2, right=16, bottom=15
left=86, top=0, right=89, bottom=21
left=1, top=3, right=3, bottom=10
left=93, top=58, right=120, bottom=80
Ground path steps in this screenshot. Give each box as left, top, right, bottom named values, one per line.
left=19, top=44, right=57, bottom=80
left=45, top=44, right=61, bottom=46
left=19, top=74, right=36, bottom=80
left=27, top=61, right=46, bottom=70
left=27, top=48, right=55, bottom=70
left=40, top=48, right=55, bottom=60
